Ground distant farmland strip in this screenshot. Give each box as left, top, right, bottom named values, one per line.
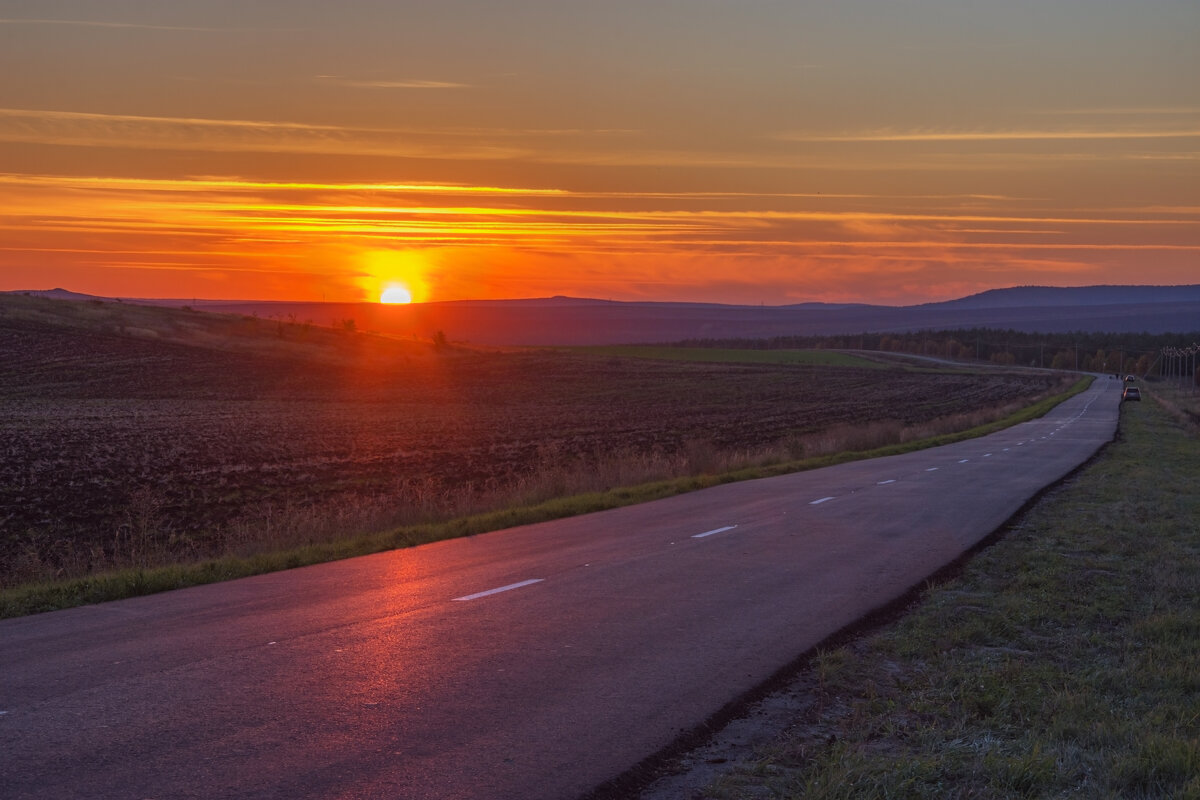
left=571, top=345, right=883, bottom=368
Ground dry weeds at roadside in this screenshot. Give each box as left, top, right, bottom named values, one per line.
left=4, top=378, right=1074, bottom=593
left=1148, top=381, right=1200, bottom=432
left=782, top=395, right=1045, bottom=459
left=3, top=367, right=1071, bottom=591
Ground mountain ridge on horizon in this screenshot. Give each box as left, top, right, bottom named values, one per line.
left=5, top=284, right=1198, bottom=344
left=8, top=283, right=1200, bottom=311
left=926, top=284, right=1200, bottom=310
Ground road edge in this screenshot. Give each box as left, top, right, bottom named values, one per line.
left=581, top=383, right=1120, bottom=800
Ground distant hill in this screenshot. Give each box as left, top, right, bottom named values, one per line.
left=0, top=289, right=439, bottom=364
left=5, top=288, right=108, bottom=302
left=5, top=284, right=1198, bottom=345
left=928, top=284, right=1200, bottom=310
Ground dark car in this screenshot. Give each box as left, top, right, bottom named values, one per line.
left=1123, top=386, right=1141, bottom=402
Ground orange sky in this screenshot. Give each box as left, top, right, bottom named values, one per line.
left=1, top=2, right=1198, bottom=305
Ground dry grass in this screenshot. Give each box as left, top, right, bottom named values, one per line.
left=1, top=377, right=1084, bottom=618
left=1147, top=380, right=1200, bottom=432
left=30, top=386, right=1064, bottom=576
left=780, top=394, right=1052, bottom=460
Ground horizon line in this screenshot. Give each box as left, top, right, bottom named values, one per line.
left=6, top=283, right=1200, bottom=309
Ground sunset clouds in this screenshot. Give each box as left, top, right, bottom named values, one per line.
left=1, top=1, right=1197, bottom=303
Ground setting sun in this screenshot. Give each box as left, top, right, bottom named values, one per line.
left=380, top=285, right=413, bottom=304
left=362, top=250, right=430, bottom=304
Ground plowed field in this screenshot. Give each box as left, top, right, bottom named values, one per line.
left=1, top=304, right=1065, bottom=582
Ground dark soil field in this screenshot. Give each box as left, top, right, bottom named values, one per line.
left=1, top=295, right=1066, bottom=585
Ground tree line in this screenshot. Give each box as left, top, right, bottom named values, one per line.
left=676, top=327, right=1200, bottom=379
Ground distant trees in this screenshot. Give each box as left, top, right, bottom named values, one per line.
left=677, top=326, right=1199, bottom=377
left=1050, top=350, right=1074, bottom=370
left=990, top=351, right=1016, bottom=365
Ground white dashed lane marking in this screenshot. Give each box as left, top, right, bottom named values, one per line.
left=452, top=388, right=1111, bottom=604
left=692, top=525, right=738, bottom=539
left=453, top=579, right=544, bottom=602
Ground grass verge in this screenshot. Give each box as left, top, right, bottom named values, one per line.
left=0, top=377, right=1092, bottom=619
left=699, top=387, right=1199, bottom=799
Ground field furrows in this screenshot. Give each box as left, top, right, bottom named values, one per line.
left=1, top=321, right=1061, bottom=581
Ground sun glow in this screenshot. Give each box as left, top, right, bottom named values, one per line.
left=362, top=249, right=430, bottom=304
left=380, top=284, right=413, bottom=304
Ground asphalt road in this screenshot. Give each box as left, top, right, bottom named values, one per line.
left=0, top=377, right=1121, bottom=800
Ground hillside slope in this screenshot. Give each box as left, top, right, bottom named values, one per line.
left=6, top=284, right=1199, bottom=345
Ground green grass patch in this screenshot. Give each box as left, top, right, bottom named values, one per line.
left=0, top=378, right=1092, bottom=619
left=705, top=388, right=1200, bottom=799
left=573, top=345, right=884, bottom=368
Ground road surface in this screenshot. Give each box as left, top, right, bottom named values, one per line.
left=0, top=377, right=1120, bottom=799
